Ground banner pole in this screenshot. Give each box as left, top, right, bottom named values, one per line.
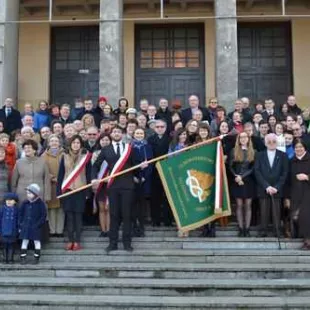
left=57, top=135, right=223, bottom=199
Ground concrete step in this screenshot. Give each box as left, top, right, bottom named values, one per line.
left=1, top=262, right=310, bottom=279
left=0, top=294, right=310, bottom=309
left=0, top=277, right=310, bottom=297
left=44, top=238, right=301, bottom=250
left=39, top=252, right=310, bottom=264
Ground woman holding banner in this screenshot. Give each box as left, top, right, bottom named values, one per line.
left=57, top=135, right=92, bottom=251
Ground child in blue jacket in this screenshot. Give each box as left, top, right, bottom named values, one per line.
left=19, top=184, right=47, bottom=264
left=0, top=193, right=19, bottom=264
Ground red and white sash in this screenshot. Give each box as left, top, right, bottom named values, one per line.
left=93, top=160, right=109, bottom=210
left=107, top=143, right=132, bottom=188
left=215, top=140, right=224, bottom=214
left=61, top=152, right=92, bottom=193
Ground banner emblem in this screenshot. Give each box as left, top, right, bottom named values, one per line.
left=186, top=170, right=214, bottom=203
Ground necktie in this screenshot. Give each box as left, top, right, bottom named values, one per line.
left=116, top=143, right=121, bottom=157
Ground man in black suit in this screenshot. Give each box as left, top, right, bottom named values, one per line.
left=181, top=95, right=210, bottom=125
left=0, top=98, right=22, bottom=134
left=292, top=123, right=310, bottom=152
left=254, top=133, right=289, bottom=237
left=77, top=99, right=101, bottom=128
left=228, top=99, right=252, bottom=124
left=261, top=99, right=278, bottom=121
left=147, top=119, right=172, bottom=226
left=92, top=126, right=146, bottom=253
left=84, top=126, right=100, bottom=153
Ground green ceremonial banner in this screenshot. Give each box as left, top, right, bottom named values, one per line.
left=156, top=140, right=231, bottom=232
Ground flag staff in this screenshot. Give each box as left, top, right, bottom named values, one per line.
left=57, top=135, right=223, bottom=199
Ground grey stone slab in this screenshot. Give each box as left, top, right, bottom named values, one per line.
left=99, top=0, right=123, bottom=107
left=1, top=294, right=310, bottom=308
left=215, top=0, right=238, bottom=110
left=55, top=270, right=100, bottom=278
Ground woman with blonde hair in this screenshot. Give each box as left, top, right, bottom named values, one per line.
left=42, top=134, right=65, bottom=237
left=229, top=132, right=256, bottom=237
left=81, top=113, right=95, bottom=130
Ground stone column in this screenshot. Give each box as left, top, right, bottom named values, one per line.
left=99, top=0, right=123, bottom=108
left=215, top=0, right=238, bottom=111
left=0, top=0, right=19, bottom=107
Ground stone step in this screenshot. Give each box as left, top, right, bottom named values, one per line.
left=82, top=224, right=241, bottom=231
left=39, top=252, right=310, bottom=264
left=1, top=262, right=310, bottom=279
left=0, top=294, right=309, bottom=309
left=76, top=230, right=261, bottom=237
left=44, top=239, right=301, bottom=250
left=0, top=277, right=310, bottom=297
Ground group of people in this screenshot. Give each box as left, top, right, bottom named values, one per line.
left=0, top=93, right=310, bottom=264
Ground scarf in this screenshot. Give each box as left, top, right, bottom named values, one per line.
left=132, top=139, right=147, bottom=150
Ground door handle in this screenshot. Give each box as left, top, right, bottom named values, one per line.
left=79, top=69, right=90, bottom=74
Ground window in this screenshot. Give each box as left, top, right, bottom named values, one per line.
left=138, top=26, right=201, bottom=69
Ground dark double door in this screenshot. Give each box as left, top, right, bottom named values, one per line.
left=51, top=26, right=99, bottom=105
left=135, top=24, right=205, bottom=108
left=238, top=23, right=292, bottom=105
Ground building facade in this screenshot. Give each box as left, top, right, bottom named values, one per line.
left=0, top=0, right=310, bottom=110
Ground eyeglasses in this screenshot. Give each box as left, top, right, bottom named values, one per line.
left=156, top=126, right=165, bottom=128
left=88, top=133, right=97, bottom=136
left=211, top=101, right=218, bottom=104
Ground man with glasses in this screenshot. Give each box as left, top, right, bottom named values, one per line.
left=292, top=123, right=310, bottom=151
left=207, top=97, right=218, bottom=121
left=147, top=119, right=172, bottom=226
left=181, top=95, right=210, bottom=125
left=85, top=126, right=100, bottom=153
left=254, top=133, right=289, bottom=237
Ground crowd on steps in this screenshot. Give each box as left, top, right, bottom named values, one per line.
left=1, top=94, right=310, bottom=264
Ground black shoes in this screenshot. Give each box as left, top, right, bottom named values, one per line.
left=244, top=228, right=250, bottom=237
left=124, top=245, right=133, bottom=252
left=99, top=231, right=108, bottom=238
left=105, top=245, right=118, bottom=254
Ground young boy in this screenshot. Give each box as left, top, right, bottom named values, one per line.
left=19, top=184, right=47, bottom=264
left=0, top=193, right=19, bottom=263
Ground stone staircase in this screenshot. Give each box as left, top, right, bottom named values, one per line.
left=1, top=224, right=310, bottom=309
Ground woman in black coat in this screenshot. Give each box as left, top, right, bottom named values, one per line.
left=290, top=139, right=310, bottom=249
left=229, top=132, right=256, bottom=237
left=57, top=135, right=92, bottom=251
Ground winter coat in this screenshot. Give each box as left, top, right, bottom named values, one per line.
left=33, top=110, right=51, bottom=132
left=0, top=108, right=23, bottom=134
left=19, top=198, right=47, bottom=241
left=0, top=161, right=10, bottom=203
left=11, top=156, right=51, bottom=202
left=0, top=205, right=19, bottom=243
left=57, top=151, right=92, bottom=213
left=42, top=148, right=64, bottom=209
left=132, top=140, right=153, bottom=196
left=290, top=152, right=310, bottom=238
left=4, top=142, right=17, bottom=174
